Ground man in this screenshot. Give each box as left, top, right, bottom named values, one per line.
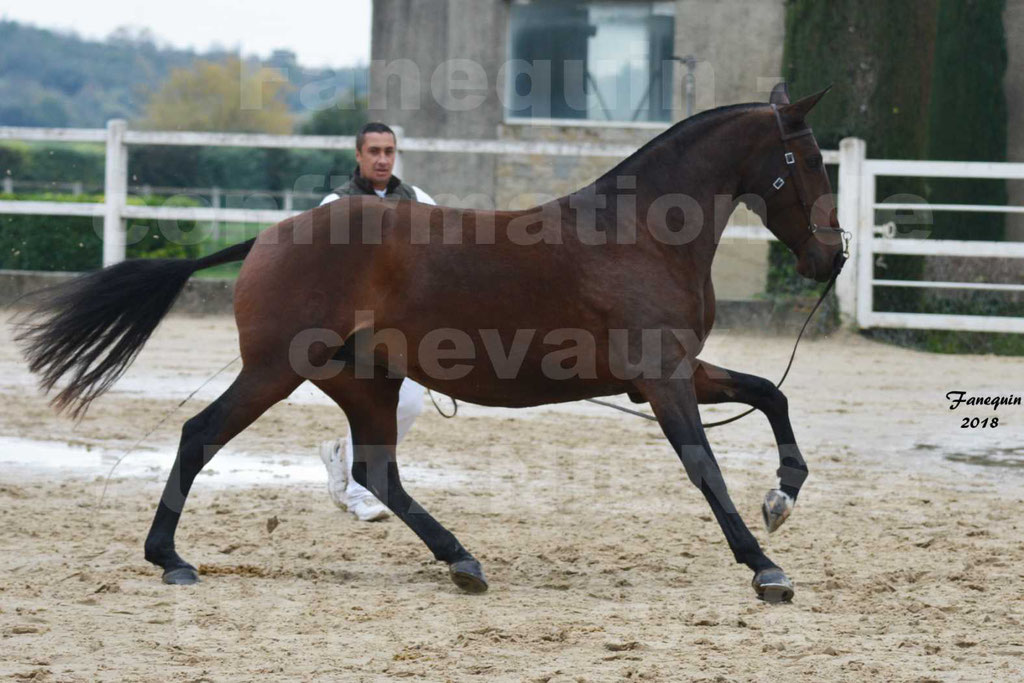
left=318, top=122, right=434, bottom=521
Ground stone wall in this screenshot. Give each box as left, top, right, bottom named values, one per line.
left=1, top=271, right=235, bottom=315
left=370, top=0, right=508, bottom=209
left=494, top=121, right=660, bottom=209
left=673, top=0, right=787, bottom=112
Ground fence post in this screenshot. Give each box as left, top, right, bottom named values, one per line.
left=392, top=125, right=405, bottom=180
left=2, top=176, right=12, bottom=194
left=211, top=186, right=222, bottom=242
left=855, top=155, right=876, bottom=329
left=836, top=137, right=865, bottom=327
left=103, top=119, right=128, bottom=266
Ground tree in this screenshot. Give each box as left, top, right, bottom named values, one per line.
left=299, top=97, right=368, bottom=136
left=0, top=20, right=368, bottom=128
left=783, top=0, right=938, bottom=167
left=925, top=0, right=1007, bottom=241
left=140, top=57, right=293, bottom=133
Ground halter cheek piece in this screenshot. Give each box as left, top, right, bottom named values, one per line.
left=765, top=104, right=851, bottom=260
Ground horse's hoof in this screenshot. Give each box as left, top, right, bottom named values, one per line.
left=162, top=567, right=200, bottom=585
left=752, top=568, right=794, bottom=603
left=762, top=488, right=795, bottom=533
left=449, top=559, right=488, bottom=594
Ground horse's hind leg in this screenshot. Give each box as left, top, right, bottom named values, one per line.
left=694, top=361, right=807, bottom=533
left=144, top=365, right=301, bottom=584
left=313, top=371, right=488, bottom=593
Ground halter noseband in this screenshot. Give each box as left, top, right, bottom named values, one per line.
left=765, top=104, right=850, bottom=260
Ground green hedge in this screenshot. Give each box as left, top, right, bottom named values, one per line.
left=128, top=145, right=355, bottom=192
left=0, top=196, right=101, bottom=271
left=0, top=142, right=105, bottom=187
left=0, top=192, right=202, bottom=271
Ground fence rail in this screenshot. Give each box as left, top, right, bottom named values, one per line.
left=0, top=200, right=105, bottom=218
left=873, top=238, right=1024, bottom=258
left=1, top=121, right=692, bottom=266
left=861, top=312, right=1024, bottom=334
left=852, top=158, right=1024, bottom=334
left=0, top=119, right=816, bottom=255
left=2, top=121, right=1022, bottom=334
left=862, top=158, right=1024, bottom=179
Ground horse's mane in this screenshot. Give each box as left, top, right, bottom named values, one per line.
left=595, top=102, right=765, bottom=182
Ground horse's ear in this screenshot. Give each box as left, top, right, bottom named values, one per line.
left=780, top=84, right=832, bottom=121
left=769, top=82, right=790, bottom=105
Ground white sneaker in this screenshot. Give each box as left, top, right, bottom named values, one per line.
left=318, top=438, right=390, bottom=522
left=346, top=496, right=390, bottom=522
left=318, top=439, right=348, bottom=510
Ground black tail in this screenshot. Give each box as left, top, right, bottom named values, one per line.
left=15, top=238, right=255, bottom=417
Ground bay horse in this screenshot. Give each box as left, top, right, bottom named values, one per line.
left=17, top=84, right=845, bottom=603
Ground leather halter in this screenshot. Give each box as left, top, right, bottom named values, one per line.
left=765, top=104, right=850, bottom=260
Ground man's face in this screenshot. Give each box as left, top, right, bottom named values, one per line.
left=355, top=132, right=397, bottom=189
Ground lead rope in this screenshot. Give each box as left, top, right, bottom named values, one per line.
left=427, top=388, right=458, bottom=418
left=96, top=354, right=241, bottom=509
left=586, top=270, right=839, bottom=429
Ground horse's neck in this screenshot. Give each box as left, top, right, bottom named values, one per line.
left=583, top=112, right=760, bottom=273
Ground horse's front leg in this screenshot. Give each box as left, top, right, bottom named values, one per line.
left=635, top=374, right=794, bottom=603
left=693, top=361, right=807, bottom=533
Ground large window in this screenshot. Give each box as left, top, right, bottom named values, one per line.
left=506, top=0, right=675, bottom=123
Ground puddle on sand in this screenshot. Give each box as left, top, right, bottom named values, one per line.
left=0, top=436, right=469, bottom=489
left=0, top=436, right=325, bottom=487
left=913, top=442, right=1024, bottom=470
left=945, top=446, right=1024, bottom=469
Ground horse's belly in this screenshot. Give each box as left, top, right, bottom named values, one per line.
left=398, top=327, right=633, bottom=408
left=408, top=367, right=627, bottom=408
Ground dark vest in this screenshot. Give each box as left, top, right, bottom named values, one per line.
left=331, top=168, right=417, bottom=200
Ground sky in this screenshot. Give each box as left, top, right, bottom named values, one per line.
left=1, top=0, right=372, bottom=68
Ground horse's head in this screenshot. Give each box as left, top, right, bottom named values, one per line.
left=740, top=83, right=848, bottom=282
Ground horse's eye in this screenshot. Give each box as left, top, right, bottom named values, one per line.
left=806, top=156, right=822, bottom=170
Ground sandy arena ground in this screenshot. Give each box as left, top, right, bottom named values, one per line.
left=1, top=314, right=1024, bottom=682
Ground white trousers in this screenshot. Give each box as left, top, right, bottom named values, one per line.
left=343, top=378, right=425, bottom=502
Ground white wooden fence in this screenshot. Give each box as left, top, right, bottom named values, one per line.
left=847, top=156, right=1024, bottom=334
left=0, top=120, right=675, bottom=267
left=1, top=121, right=1021, bottom=334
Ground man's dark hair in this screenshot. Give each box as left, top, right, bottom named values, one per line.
left=356, top=122, right=397, bottom=151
